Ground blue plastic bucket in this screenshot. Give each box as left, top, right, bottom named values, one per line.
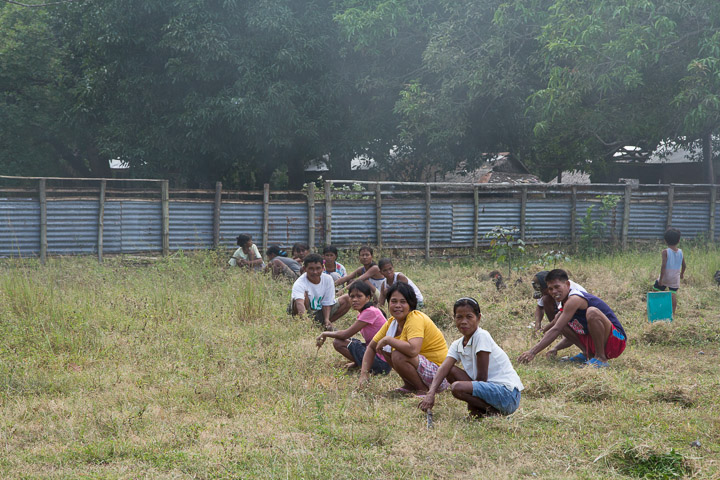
left=647, top=291, right=673, bottom=322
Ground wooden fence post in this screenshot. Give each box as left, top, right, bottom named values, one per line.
left=710, top=185, right=717, bottom=242
left=375, top=183, right=383, bottom=249
left=473, top=185, right=479, bottom=254
left=161, top=180, right=170, bottom=256
left=570, top=186, right=577, bottom=247
left=39, top=178, right=47, bottom=265
left=213, top=181, right=222, bottom=249
left=307, top=183, right=315, bottom=251
left=262, top=183, right=270, bottom=254
left=425, top=184, right=431, bottom=260
left=324, top=180, right=332, bottom=246
left=666, top=185, right=674, bottom=229
left=621, top=184, right=632, bottom=249
left=520, top=186, right=527, bottom=240
left=98, top=180, right=106, bottom=264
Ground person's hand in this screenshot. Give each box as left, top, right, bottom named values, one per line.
left=357, top=371, right=370, bottom=389
left=546, top=348, right=558, bottom=359
left=376, top=338, right=389, bottom=352
left=304, top=291, right=311, bottom=309
left=418, top=392, right=435, bottom=412
left=316, top=334, right=326, bottom=348
left=518, top=350, right=535, bottom=364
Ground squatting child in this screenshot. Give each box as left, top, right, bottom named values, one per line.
left=419, top=297, right=524, bottom=417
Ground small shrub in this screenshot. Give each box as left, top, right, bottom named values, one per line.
left=609, top=445, right=693, bottom=479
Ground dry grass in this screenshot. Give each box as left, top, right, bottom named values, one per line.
left=1, top=246, right=719, bottom=478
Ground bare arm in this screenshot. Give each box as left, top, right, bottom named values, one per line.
left=519, top=296, right=587, bottom=363
left=418, top=356, right=455, bottom=411
left=355, top=265, right=381, bottom=283
left=659, top=249, right=668, bottom=285
left=293, top=298, right=307, bottom=316
left=534, top=305, right=544, bottom=330
left=474, top=351, right=490, bottom=382
left=317, top=319, right=366, bottom=344
left=335, top=266, right=362, bottom=286
left=358, top=340, right=378, bottom=387
left=680, top=257, right=686, bottom=279
left=376, top=336, right=422, bottom=358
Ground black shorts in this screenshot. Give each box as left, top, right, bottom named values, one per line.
left=347, top=338, right=391, bottom=375
left=653, top=280, right=678, bottom=293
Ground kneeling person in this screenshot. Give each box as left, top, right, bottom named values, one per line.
left=420, top=297, right=524, bottom=417
left=291, top=254, right=350, bottom=329
left=519, top=269, right=626, bottom=368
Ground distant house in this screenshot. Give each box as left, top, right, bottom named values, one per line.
left=440, top=154, right=542, bottom=184
left=592, top=143, right=719, bottom=184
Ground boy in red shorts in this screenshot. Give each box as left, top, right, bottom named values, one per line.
left=518, top=269, right=626, bottom=368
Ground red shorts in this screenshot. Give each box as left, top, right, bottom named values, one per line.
left=578, top=325, right=626, bottom=359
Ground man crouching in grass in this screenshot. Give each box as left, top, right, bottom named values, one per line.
left=518, top=269, right=627, bottom=368
left=291, top=254, right=350, bottom=330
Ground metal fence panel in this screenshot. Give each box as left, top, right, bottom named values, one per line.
left=526, top=200, right=572, bottom=241
left=113, top=200, right=162, bottom=252
left=47, top=200, right=99, bottom=254
left=170, top=202, right=214, bottom=251
left=331, top=201, right=376, bottom=246
left=628, top=203, right=667, bottom=240
left=269, top=203, right=309, bottom=247
left=430, top=202, right=453, bottom=245
left=219, top=202, right=263, bottom=249
left=575, top=200, right=624, bottom=240
left=450, top=202, right=475, bottom=244
left=671, top=202, right=710, bottom=238
left=0, top=198, right=40, bottom=257
left=478, top=202, right=521, bottom=237
left=381, top=201, right=425, bottom=247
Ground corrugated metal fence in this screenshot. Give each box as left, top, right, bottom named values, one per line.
left=1, top=176, right=717, bottom=262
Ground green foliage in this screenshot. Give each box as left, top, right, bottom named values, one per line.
left=610, top=445, right=693, bottom=479
left=484, top=226, right=525, bottom=278
left=535, top=250, right=570, bottom=269
left=579, top=194, right=621, bottom=253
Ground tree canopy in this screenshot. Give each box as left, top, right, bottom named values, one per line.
left=1, top=0, right=718, bottom=186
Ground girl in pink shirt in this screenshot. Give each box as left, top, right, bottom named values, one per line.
left=316, top=281, right=391, bottom=374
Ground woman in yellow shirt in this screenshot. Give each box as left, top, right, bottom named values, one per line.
left=359, top=283, right=449, bottom=395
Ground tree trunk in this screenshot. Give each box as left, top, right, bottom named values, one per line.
left=703, top=132, right=715, bottom=184
left=557, top=168, right=563, bottom=183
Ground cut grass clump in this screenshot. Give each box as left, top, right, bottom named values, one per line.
left=641, top=321, right=720, bottom=347
left=609, top=444, right=694, bottom=479
left=651, top=386, right=697, bottom=408
left=567, top=371, right=619, bottom=403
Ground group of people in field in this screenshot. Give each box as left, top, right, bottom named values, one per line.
left=227, top=226, right=686, bottom=419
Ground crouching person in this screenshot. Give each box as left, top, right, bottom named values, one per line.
left=291, top=254, right=350, bottom=330
left=419, top=297, right=524, bottom=418
left=358, top=283, right=448, bottom=395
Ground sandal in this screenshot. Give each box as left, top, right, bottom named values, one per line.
left=560, top=352, right=587, bottom=363
left=584, top=358, right=609, bottom=368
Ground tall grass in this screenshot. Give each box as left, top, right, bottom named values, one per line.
left=0, top=247, right=718, bottom=478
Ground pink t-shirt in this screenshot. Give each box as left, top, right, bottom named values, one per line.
left=358, top=306, right=387, bottom=361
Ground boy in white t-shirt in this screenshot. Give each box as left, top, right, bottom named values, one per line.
left=291, top=254, right=350, bottom=330
left=420, top=297, right=524, bottom=418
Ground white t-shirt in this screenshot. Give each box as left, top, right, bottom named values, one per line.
left=228, top=244, right=264, bottom=269
left=537, top=280, right=586, bottom=307
left=447, top=328, right=524, bottom=391
left=291, top=273, right=336, bottom=310
left=391, top=272, right=424, bottom=303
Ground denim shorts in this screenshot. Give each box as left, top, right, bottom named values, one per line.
left=471, top=382, right=521, bottom=415
left=347, top=338, right=391, bottom=374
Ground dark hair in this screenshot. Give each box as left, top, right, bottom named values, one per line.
left=303, top=253, right=324, bottom=267
left=348, top=281, right=374, bottom=312
left=533, top=271, right=549, bottom=291
left=266, top=245, right=287, bottom=257
left=323, top=245, right=338, bottom=256
left=664, top=228, right=681, bottom=246
left=292, top=242, right=309, bottom=254
left=236, top=234, right=252, bottom=247
left=358, top=245, right=373, bottom=255
left=378, top=258, right=393, bottom=269
left=545, top=269, right=569, bottom=283
left=385, top=282, right=417, bottom=311
left=453, top=297, right=481, bottom=315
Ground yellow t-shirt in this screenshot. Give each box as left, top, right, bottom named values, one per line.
left=372, top=310, right=448, bottom=365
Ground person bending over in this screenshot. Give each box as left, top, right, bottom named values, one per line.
left=519, top=269, right=626, bottom=368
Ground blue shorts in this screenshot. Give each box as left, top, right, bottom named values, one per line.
left=471, top=382, right=521, bottom=415
left=347, top=338, right=391, bottom=375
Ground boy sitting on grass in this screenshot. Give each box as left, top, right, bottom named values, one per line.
left=518, top=269, right=626, bottom=368
left=322, top=245, right=347, bottom=282
left=653, top=227, right=686, bottom=315
left=291, top=254, right=350, bottom=330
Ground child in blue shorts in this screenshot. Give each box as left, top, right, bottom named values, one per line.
left=419, top=297, right=524, bottom=418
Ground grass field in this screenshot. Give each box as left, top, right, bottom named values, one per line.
left=1, top=246, right=719, bottom=479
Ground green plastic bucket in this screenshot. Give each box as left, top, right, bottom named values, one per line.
left=647, top=291, right=673, bottom=322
